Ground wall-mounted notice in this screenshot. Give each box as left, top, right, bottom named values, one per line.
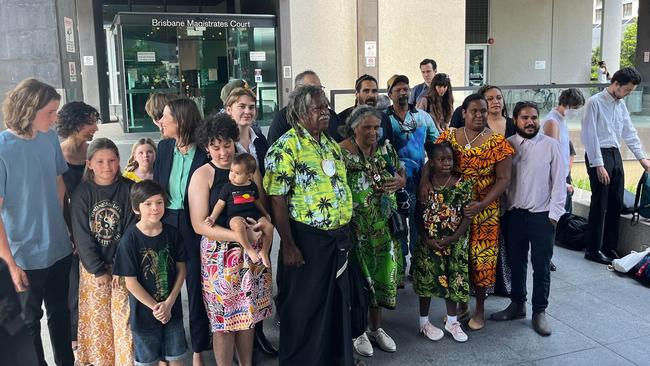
left=69, top=62, right=77, bottom=82
left=254, top=68, right=263, bottom=82
left=364, top=41, right=377, bottom=57
left=365, top=57, right=376, bottom=67
left=534, top=60, right=546, bottom=70
left=644, top=51, right=650, bottom=63
left=64, top=17, right=75, bottom=53
left=283, top=66, right=292, bottom=79
left=249, top=51, right=266, bottom=62
left=137, top=52, right=156, bottom=62
left=83, top=56, right=94, bottom=66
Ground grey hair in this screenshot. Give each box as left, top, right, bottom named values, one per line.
left=294, top=70, right=318, bottom=88
left=286, top=85, right=329, bottom=137
left=339, top=105, right=382, bottom=139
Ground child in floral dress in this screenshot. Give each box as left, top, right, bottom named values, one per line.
left=413, top=141, right=473, bottom=343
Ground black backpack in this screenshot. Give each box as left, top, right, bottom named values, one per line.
left=555, top=213, right=588, bottom=250
left=632, top=172, right=650, bottom=223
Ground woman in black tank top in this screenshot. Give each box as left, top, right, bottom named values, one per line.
left=187, top=113, right=273, bottom=366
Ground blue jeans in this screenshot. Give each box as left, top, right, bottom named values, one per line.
left=132, top=318, right=188, bottom=366
left=505, top=210, right=555, bottom=313
left=400, top=192, right=418, bottom=274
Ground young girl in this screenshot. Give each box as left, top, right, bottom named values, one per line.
left=123, top=138, right=157, bottom=182
left=413, top=141, right=473, bottom=343
left=71, top=138, right=137, bottom=366
left=204, top=153, right=273, bottom=268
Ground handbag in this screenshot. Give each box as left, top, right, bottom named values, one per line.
left=610, top=247, right=650, bottom=273
left=388, top=208, right=408, bottom=238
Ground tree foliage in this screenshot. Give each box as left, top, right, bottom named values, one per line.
left=621, top=19, right=637, bottom=68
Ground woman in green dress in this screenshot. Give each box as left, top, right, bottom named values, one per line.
left=339, top=105, right=406, bottom=358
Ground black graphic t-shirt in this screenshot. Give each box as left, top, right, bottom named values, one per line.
left=113, top=223, right=186, bottom=332
left=218, top=181, right=263, bottom=222
left=71, top=176, right=136, bottom=276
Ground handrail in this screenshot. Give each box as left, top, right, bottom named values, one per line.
left=329, top=82, right=650, bottom=110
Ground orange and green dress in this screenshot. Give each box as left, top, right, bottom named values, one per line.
left=436, top=129, right=514, bottom=289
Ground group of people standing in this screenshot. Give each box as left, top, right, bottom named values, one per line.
left=0, top=59, right=647, bottom=366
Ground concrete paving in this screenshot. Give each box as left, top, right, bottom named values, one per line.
left=37, top=122, right=650, bottom=365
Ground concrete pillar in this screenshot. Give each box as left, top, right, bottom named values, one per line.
left=635, top=0, right=650, bottom=82
left=356, top=0, right=378, bottom=79
left=277, top=0, right=292, bottom=107
left=76, top=0, right=104, bottom=119
left=600, top=0, right=623, bottom=73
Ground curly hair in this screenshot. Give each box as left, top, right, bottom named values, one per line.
left=55, top=101, right=99, bottom=138
left=2, top=78, right=61, bottom=136
left=197, top=112, right=240, bottom=148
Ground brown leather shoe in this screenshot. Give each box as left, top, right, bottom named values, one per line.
left=490, top=302, right=526, bottom=321
left=532, top=312, right=552, bottom=336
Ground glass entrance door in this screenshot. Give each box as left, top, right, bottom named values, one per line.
left=466, top=45, right=488, bottom=87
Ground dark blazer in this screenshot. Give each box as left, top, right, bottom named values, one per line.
left=250, top=125, right=270, bottom=177
left=153, top=138, right=210, bottom=210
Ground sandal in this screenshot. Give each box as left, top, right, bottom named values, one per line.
left=468, top=316, right=485, bottom=331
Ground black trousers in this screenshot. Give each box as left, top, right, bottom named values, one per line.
left=505, top=210, right=555, bottom=314
left=19, top=254, right=74, bottom=366
left=67, top=254, right=79, bottom=342
left=585, top=148, right=624, bottom=254
left=163, top=209, right=211, bottom=353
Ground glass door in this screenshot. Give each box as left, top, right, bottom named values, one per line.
left=466, top=45, right=488, bottom=87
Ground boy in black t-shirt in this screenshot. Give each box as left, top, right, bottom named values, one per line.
left=113, top=180, right=188, bottom=366
left=205, top=153, right=273, bottom=268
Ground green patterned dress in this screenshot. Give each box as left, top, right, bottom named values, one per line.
left=412, top=178, right=473, bottom=303
left=342, top=145, right=403, bottom=309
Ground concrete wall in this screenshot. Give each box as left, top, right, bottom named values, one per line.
left=378, top=0, right=465, bottom=92
left=289, top=0, right=358, bottom=92
left=489, top=0, right=593, bottom=85
left=0, top=0, right=62, bottom=126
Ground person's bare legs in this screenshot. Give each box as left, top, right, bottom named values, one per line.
left=369, top=306, right=382, bottom=331
left=234, top=329, right=255, bottom=366
left=192, top=352, right=204, bottom=366
left=257, top=217, right=274, bottom=268
left=213, top=332, right=236, bottom=366
left=470, top=287, right=487, bottom=329
left=445, top=300, right=457, bottom=317
left=230, top=217, right=260, bottom=263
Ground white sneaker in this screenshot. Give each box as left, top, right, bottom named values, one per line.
left=419, top=322, right=444, bottom=341
left=445, top=321, right=468, bottom=342
left=367, top=328, right=396, bottom=353
left=353, top=333, right=373, bottom=357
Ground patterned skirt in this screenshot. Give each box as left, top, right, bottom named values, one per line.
left=77, top=265, right=133, bottom=366
left=200, top=236, right=273, bottom=332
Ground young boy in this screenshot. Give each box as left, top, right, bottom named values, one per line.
left=113, top=180, right=188, bottom=366
left=205, top=153, right=273, bottom=268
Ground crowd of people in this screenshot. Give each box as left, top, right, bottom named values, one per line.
left=0, top=58, right=647, bottom=366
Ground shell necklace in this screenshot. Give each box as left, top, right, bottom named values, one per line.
left=462, top=127, right=488, bottom=149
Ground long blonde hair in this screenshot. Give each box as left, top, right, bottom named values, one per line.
left=2, top=78, right=61, bottom=135
left=124, top=138, right=157, bottom=172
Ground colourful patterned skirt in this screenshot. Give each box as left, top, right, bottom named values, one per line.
left=77, top=265, right=133, bottom=366
left=200, top=236, right=273, bottom=332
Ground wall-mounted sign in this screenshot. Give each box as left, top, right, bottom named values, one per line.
left=151, top=18, right=251, bottom=28
left=365, top=57, right=376, bottom=67
left=534, top=60, right=546, bottom=70
left=64, top=17, right=75, bottom=53
left=254, top=68, right=263, bottom=83
left=83, top=56, right=94, bottom=66
left=68, top=62, right=77, bottom=82
left=283, top=66, right=292, bottom=79
left=137, top=52, right=156, bottom=62
left=364, top=41, right=376, bottom=57
left=249, top=51, right=266, bottom=62
left=645, top=51, right=649, bottom=63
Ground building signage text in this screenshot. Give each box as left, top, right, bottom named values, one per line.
left=151, top=18, right=252, bottom=28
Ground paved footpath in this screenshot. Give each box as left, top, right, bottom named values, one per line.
left=40, top=122, right=650, bottom=365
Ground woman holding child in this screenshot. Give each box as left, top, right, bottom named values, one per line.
left=188, top=113, right=272, bottom=366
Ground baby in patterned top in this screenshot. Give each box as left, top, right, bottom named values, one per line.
left=205, top=153, right=273, bottom=268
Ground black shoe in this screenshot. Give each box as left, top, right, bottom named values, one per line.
left=532, top=312, right=552, bottom=336
left=490, top=302, right=526, bottom=321
left=584, top=251, right=613, bottom=265
left=550, top=261, right=557, bottom=271
left=603, top=249, right=620, bottom=259
left=254, top=325, right=278, bottom=357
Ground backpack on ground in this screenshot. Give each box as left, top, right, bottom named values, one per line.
left=632, top=172, right=650, bottom=223
left=630, top=253, right=650, bottom=285
left=555, top=213, right=588, bottom=250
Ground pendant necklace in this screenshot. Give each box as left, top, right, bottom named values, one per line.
left=432, top=174, right=452, bottom=190
left=462, top=127, right=487, bottom=149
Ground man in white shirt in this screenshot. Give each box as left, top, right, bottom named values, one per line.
left=581, top=67, right=650, bottom=265
left=490, top=101, right=565, bottom=337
